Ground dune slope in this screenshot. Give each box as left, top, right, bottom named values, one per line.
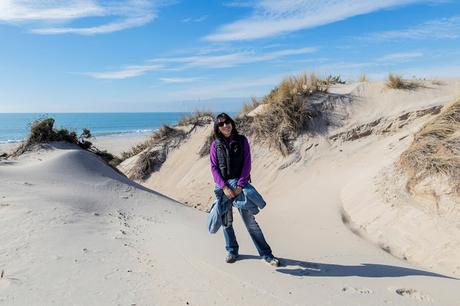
left=2, top=141, right=460, bottom=305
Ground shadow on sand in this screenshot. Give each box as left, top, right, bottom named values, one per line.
left=237, top=255, right=458, bottom=280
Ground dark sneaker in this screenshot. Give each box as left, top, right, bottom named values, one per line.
left=264, top=256, right=280, bottom=267
left=225, top=254, right=238, bottom=263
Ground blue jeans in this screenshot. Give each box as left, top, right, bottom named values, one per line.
left=223, top=207, right=273, bottom=259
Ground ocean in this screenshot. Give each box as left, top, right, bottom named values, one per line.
left=0, top=113, right=190, bottom=144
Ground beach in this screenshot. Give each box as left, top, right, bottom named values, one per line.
left=2, top=140, right=459, bottom=306
left=3, top=1, right=460, bottom=304
left=2, top=80, right=460, bottom=305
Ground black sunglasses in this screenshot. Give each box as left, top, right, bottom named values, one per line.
left=218, top=119, right=231, bottom=127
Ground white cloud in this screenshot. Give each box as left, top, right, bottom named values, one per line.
left=165, top=73, right=289, bottom=99
left=85, top=46, right=317, bottom=79
left=159, top=77, right=204, bottom=83
left=222, top=1, right=256, bottom=8
left=363, top=15, right=460, bottom=41
left=0, top=0, right=169, bottom=35
left=84, top=64, right=162, bottom=79
left=153, top=46, right=317, bottom=69
left=0, top=0, right=103, bottom=22
left=181, top=15, right=208, bottom=23
left=205, top=0, right=435, bottom=41
left=379, top=51, right=423, bottom=62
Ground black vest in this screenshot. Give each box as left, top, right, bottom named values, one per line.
left=215, top=135, right=244, bottom=180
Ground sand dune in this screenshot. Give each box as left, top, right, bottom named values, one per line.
left=2, top=142, right=460, bottom=305
left=125, top=80, right=460, bottom=304
left=2, top=80, right=460, bottom=305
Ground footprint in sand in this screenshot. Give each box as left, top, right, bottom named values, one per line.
left=0, top=276, right=22, bottom=290
left=393, top=288, right=433, bottom=303
left=342, top=287, right=373, bottom=294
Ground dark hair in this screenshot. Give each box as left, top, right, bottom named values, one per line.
left=213, top=113, right=239, bottom=140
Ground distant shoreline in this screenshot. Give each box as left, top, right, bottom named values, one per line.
left=0, top=112, right=189, bottom=145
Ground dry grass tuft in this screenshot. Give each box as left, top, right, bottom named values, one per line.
left=324, top=74, right=346, bottom=85
left=122, top=112, right=215, bottom=179
left=240, top=97, right=262, bottom=116
left=431, top=79, right=445, bottom=86
left=121, top=125, right=187, bottom=160
left=399, top=98, right=460, bottom=193
left=359, top=74, right=369, bottom=82
left=241, top=73, right=328, bottom=155
left=125, top=125, right=187, bottom=180
left=178, top=110, right=214, bottom=126
left=198, top=133, right=215, bottom=158
left=386, top=73, right=420, bottom=90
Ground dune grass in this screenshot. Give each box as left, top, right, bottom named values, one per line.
left=177, top=110, right=214, bottom=126
left=121, top=125, right=187, bottom=161
left=240, top=97, right=261, bottom=116
left=359, top=74, right=369, bottom=82
left=120, top=111, right=216, bottom=179
left=386, top=73, right=420, bottom=90
left=399, top=97, right=460, bottom=193
left=240, top=73, right=329, bottom=155
left=324, top=74, right=346, bottom=85
left=125, top=125, right=187, bottom=180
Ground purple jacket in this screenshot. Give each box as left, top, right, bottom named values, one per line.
left=210, top=135, right=251, bottom=189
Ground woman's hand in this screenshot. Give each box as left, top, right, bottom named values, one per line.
left=234, top=186, right=243, bottom=196
left=223, top=186, right=236, bottom=199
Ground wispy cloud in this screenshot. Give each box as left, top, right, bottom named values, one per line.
left=222, top=1, right=256, bottom=8
left=205, top=0, right=435, bottom=41
left=379, top=51, right=423, bottom=62
left=0, top=0, right=171, bottom=35
left=85, top=46, right=317, bottom=79
left=152, top=46, right=317, bottom=69
left=159, top=77, right=205, bottom=83
left=84, top=64, right=163, bottom=79
left=181, top=15, right=208, bottom=23
left=165, top=73, right=290, bottom=99
left=362, top=15, right=460, bottom=41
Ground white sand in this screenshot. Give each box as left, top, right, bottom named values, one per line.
left=90, top=133, right=151, bottom=156
left=2, top=142, right=459, bottom=305
left=2, top=80, right=460, bottom=305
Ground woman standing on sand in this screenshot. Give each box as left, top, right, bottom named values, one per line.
left=210, top=113, right=280, bottom=266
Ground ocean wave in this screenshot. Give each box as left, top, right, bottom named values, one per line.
left=92, top=129, right=157, bottom=137
left=0, top=129, right=156, bottom=143
left=0, top=139, right=24, bottom=145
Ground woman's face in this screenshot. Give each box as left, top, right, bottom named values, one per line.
left=218, top=118, right=232, bottom=138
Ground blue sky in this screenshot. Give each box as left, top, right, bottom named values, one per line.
left=0, top=0, right=459, bottom=112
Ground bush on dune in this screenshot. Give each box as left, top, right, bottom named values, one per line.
left=12, top=118, right=121, bottom=167
left=14, top=118, right=85, bottom=155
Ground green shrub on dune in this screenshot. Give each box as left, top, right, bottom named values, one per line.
left=13, top=117, right=120, bottom=167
